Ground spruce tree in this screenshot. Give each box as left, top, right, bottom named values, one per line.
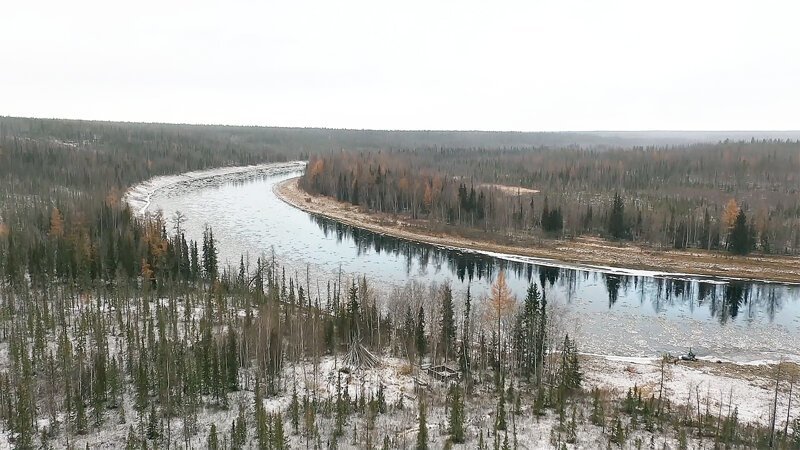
left=415, top=306, right=427, bottom=362
left=537, top=290, right=548, bottom=385
left=13, top=380, right=34, bottom=448
left=448, top=384, right=465, bottom=443
left=146, top=404, right=159, bottom=441
left=226, top=328, right=238, bottom=391
left=190, top=241, right=199, bottom=280
left=610, top=417, right=625, bottom=445
left=460, top=286, right=473, bottom=393
left=728, top=209, right=752, bottom=255
left=290, top=384, right=300, bottom=434
left=237, top=255, right=246, bottom=287
left=125, top=425, right=139, bottom=450
left=416, top=397, right=428, bottom=450
left=303, top=395, right=317, bottom=443
left=273, top=413, right=287, bottom=449
left=440, top=284, right=456, bottom=361
left=255, top=377, right=269, bottom=448
left=520, top=283, right=541, bottom=381
left=208, top=423, right=219, bottom=450
left=496, top=386, right=507, bottom=431
left=566, top=407, right=577, bottom=443
left=351, top=179, right=359, bottom=205
left=230, top=421, right=238, bottom=449
left=347, top=282, right=360, bottom=339
left=541, top=196, right=564, bottom=233
left=608, top=192, right=626, bottom=239
left=202, top=225, right=218, bottom=279
left=233, top=405, right=247, bottom=448
left=404, top=306, right=416, bottom=358
left=559, top=334, right=582, bottom=391
left=75, top=392, right=87, bottom=435
left=376, top=382, right=386, bottom=414
left=590, top=388, right=605, bottom=427
left=334, top=372, right=347, bottom=438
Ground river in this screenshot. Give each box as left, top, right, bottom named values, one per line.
left=139, top=162, right=800, bottom=363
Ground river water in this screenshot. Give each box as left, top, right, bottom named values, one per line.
left=146, top=164, right=800, bottom=363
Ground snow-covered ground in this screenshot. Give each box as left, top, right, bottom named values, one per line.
left=59, top=354, right=742, bottom=449
left=582, top=354, right=796, bottom=428
left=16, top=306, right=795, bottom=450
left=39, top=287, right=795, bottom=446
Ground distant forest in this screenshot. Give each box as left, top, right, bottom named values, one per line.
left=301, top=143, right=800, bottom=255
left=0, top=116, right=695, bottom=268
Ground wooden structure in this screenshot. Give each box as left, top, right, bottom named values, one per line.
left=426, top=364, right=460, bottom=382
left=343, top=338, right=380, bottom=370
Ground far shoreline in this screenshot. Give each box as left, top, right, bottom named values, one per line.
left=275, top=176, right=800, bottom=284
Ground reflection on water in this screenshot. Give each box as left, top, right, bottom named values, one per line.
left=311, top=214, right=798, bottom=326
left=149, top=168, right=800, bottom=361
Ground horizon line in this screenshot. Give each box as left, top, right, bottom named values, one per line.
left=2, top=114, right=799, bottom=135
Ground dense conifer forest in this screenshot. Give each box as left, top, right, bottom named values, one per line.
left=0, top=117, right=798, bottom=448
left=301, top=144, right=800, bottom=255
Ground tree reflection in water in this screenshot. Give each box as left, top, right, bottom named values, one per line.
left=311, top=214, right=799, bottom=326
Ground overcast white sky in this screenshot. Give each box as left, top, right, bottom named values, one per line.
left=1, top=1, right=798, bottom=131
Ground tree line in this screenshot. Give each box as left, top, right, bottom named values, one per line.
left=301, top=142, right=800, bottom=255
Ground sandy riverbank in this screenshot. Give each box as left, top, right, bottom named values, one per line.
left=276, top=176, right=800, bottom=284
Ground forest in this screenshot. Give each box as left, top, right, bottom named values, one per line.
left=0, top=117, right=798, bottom=448
left=300, top=143, right=800, bottom=256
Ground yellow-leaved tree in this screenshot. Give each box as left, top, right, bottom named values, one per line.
left=49, top=207, right=65, bottom=239
left=722, top=199, right=740, bottom=231
left=423, top=182, right=434, bottom=213
left=488, top=270, right=515, bottom=371
left=722, top=199, right=740, bottom=246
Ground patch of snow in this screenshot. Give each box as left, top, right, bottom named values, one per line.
left=582, top=355, right=793, bottom=427
left=0, top=430, right=10, bottom=450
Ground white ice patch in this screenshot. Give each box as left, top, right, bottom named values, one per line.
left=123, top=161, right=306, bottom=216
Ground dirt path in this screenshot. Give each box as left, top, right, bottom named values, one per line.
left=275, top=177, right=800, bottom=284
